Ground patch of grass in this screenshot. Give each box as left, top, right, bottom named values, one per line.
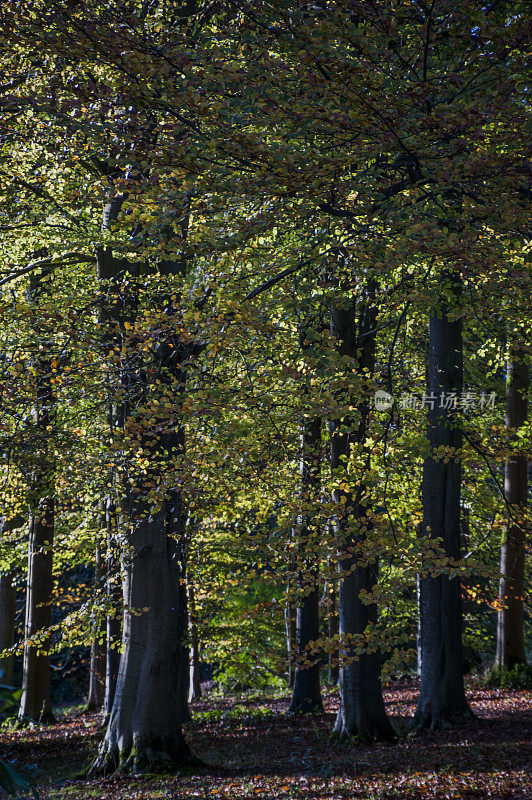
left=483, top=663, right=532, bottom=689
left=57, top=703, right=87, bottom=719
left=194, top=703, right=277, bottom=723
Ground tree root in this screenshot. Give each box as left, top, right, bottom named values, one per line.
left=411, top=706, right=476, bottom=732
left=288, top=698, right=324, bottom=714
left=87, top=737, right=204, bottom=778
left=333, top=718, right=397, bottom=744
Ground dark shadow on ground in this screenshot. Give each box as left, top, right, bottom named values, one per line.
left=1, top=681, right=530, bottom=799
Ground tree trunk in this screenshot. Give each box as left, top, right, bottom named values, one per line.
left=188, top=575, right=202, bottom=703
left=330, top=284, right=395, bottom=741
left=416, top=573, right=422, bottom=678
left=91, top=509, right=190, bottom=774
left=19, top=500, right=55, bottom=723
left=178, top=641, right=191, bottom=722
left=495, top=345, right=528, bottom=670
left=327, top=556, right=339, bottom=686
left=104, top=499, right=121, bottom=721
left=415, top=523, right=423, bottom=678
left=19, top=267, right=55, bottom=725
left=285, top=593, right=296, bottom=688
left=90, top=238, right=193, bottom=773
left=414, top=270, right=470, bottom=729
left=289, top=407, right=323, bottom=713
left=87, top=543, right=106, bottom=712
left=177, top=553, right=192, bottom=724
left=99, top=206, right=126, bottom=722
left=87, top=631, right=106, bottom=713
left=0, top=572, right=16, bottom=686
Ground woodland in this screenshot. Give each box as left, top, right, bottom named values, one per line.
left=0, top=1, right=530, bottom=798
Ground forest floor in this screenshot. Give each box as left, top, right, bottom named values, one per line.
left=0, top=679, right=531, bottom=800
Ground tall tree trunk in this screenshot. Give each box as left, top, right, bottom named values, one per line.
left=414, top=270, right=470, bottom=729
left=104, top=498, right=121, bottom=721
left=92, top=507, right=189, bottom=773
left=495, top=344, right=528, bottom=670
left=97, top=198, right=128, bottom=727
left=416, top=523, right=423, bottom=678
left=285, top=592, right=296, bottom=688
left=87, top=543, right=106, bottom=712
left=416, top=574, right=422, bottom=678
left=289, top=404, right=323, bottom=713
left=177, top=549, right=191, bottom=724
left=19, top=499, right=54, bottom=723
left=19, top=268, right=55, bottom=724
left=330, top=283, right=395, bottom=741
left=188, top=574, right=202, bottom=703
left=90, top=224, right=193, bottom=771
left=0, top=572, right=16, bottom=686
left=327, top=555, right=339, bottom=686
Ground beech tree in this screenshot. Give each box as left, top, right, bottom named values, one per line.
left=330, top=278, right=395, bottom=741
left=86, top=150, right=199, bottom=767
left=0, top=571, right=15, bottom=686
left=18, top=267, right=56, bottom=724
left=90, top=242, right=193, bottom=773
left=289, top=323, right=323, bottom=713
left=414, top=269, right=470, bottom=729
left=86, top=541, right=106, bottom=712
left=495, top=343, right=529, bottom=671
left=187, top=572, right=202, bottom=703
left=103, top=499, right=121, bottom=721
left=0, top=3, right=529, bottom=781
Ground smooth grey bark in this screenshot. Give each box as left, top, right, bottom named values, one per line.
left=87, top=543, right=106, bottom=712
left=90, top=240, right=192, bottom=773
left=187, top=575, right=202, bottom=703
left=495, top=345, right=528, bottom=669
left=414, top=270, right=470, bottom=729
left=92, top=508, right=189, bottom=773
left=0, top=572, right=16, bottom=685
left=289, top=409, right=323, bottom=713
left=19, top=268, right=55, bottom=724
left=330, top=283, right=395, bottom=741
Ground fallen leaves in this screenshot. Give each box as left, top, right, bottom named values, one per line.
left=1, top=680, right=531, bottom=799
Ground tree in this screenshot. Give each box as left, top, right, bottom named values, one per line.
left=330, top=277, right=395, bottom=741
left=326, top=553, right=339, bottom=686
left=0, top=0, right=530, bottom=761
left=414, top=269, right=470, bottom=729
left=0, top=571, right=16, bottom=686
left=18, top=267, right=56, bottom=725
left=187, top=571, right=202, bottom=703
left=289, top=426, right=323, bottom=711
left=177, top=551, right=192, bottom=724
left=495, top=342, right=529, bottom=671
left=90, top=210, right=194, bottom=771
left=86, top=541, right=106, bottom=712
left=104, top=499, right=121, bottom=721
